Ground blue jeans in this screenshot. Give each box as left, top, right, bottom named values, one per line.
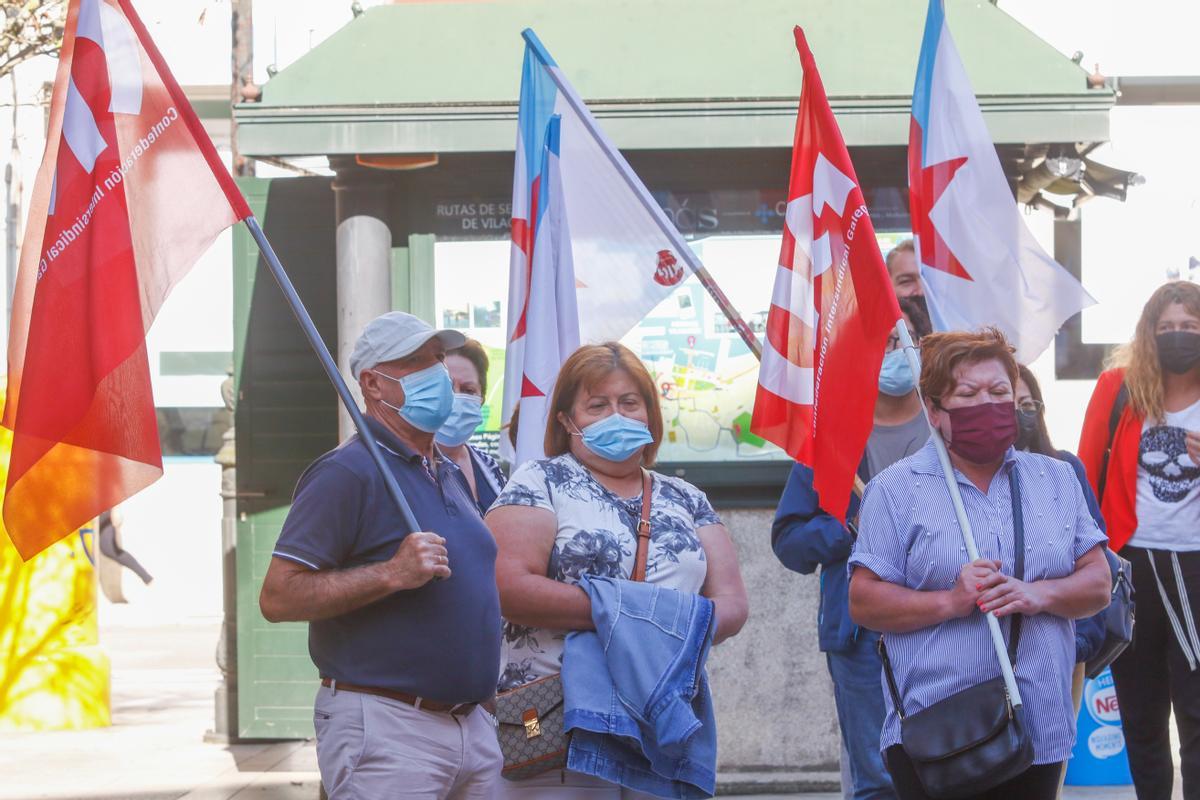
left=826, top=630, right=897, bottom=800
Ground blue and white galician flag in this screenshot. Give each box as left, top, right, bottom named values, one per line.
left=503, top=29, right=692, bottom=465
left=510, top=115, right=581, bottom=467
left=908, top=0, right=1095, bottom=363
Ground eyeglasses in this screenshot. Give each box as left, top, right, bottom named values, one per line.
left=885, top=329, right=919, bottom=353
left=1017, top=399, right=1044, bottom=414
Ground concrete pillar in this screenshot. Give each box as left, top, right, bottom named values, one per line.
left=1052, top=215, right=1106, bottom=379
left=708, top=506, right=840, bottom=791
left=332, top=167, right=392, bottom=441
left=207, top=372, right=238, bottom=743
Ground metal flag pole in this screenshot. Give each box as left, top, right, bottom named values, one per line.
left=895, top=321, right=1023, bottom=706
left=242, top=216, right=421, bottom=535
left=521, top=28, right=763, bottom=360
left=118, top=0, right=419, bottom=534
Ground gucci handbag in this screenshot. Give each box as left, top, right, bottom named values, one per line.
left=495, top=673, right=568, bottom=781
left=495, top=469, right=654, bottom=781
left=878, top=466, right=1034, bottom=799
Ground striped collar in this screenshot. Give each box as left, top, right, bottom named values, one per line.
left=908, top=439, right=1018, bottom=478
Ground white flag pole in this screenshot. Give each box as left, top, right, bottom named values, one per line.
left=521, top=28, right=762, bottom=359
left=895, top=321, right=1023, bottom=707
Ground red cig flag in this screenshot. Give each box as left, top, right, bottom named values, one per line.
left=3, top=0, right=251, bottom=559
left=751, top=27, right=901, bottom=523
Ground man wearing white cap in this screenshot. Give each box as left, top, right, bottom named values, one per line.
left=259, top=311, right=503, bottom=799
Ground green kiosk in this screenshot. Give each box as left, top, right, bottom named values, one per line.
left=229, top=0, right=1129, bottom=784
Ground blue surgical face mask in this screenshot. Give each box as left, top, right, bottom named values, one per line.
left=571, top=412, right=654, bottom=462
left=435, top=393, right=484, bottom=447
left=374, top=363, right=454, bottom=433
left=878, top=348, right=918, bottom=397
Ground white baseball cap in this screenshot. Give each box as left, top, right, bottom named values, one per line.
left=349, top=312, right=466, bottom=379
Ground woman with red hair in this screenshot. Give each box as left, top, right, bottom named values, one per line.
left=850, top=328, right=1110, bottom=800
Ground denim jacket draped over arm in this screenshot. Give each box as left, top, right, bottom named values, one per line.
left=563, top=575, right=717, bottom=799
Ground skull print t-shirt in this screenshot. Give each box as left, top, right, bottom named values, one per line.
left=490, top=453, right=719, bottom=691
left=1129, top=395, right=1200, bottom=551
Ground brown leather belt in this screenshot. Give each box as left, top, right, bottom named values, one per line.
left=320, top=678, right=482, bottom=716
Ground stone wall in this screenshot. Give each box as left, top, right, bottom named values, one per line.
left=707, top=507, right=839, bottom=775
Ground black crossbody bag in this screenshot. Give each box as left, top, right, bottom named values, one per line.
left=878, top=465, right=1034, bottom=799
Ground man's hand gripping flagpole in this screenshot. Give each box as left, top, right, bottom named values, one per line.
left=894, top=323, right=1023, bottom=708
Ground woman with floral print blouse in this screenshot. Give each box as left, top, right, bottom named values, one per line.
left=486, top=342, right=749, bottom=798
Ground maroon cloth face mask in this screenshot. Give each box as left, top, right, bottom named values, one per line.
left=944, top=401, right=1018, bottom=464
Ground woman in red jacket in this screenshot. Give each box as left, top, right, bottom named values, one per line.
left=1078, top=280, right=1200, bottom=800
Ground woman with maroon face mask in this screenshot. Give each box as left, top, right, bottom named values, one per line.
left=847, top=328, right=1112, bottom=800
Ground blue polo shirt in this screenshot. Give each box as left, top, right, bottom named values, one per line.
left=271, top=415, right=501, bottom=704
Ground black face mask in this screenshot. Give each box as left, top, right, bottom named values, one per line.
left=1015, top=409, right=1040, bottom=450
left=1157, top=331, right=1200, bottom=375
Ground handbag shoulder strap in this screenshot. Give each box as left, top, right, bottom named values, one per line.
left=631, top=469, right=653, bottom=582
left=879, top=460, right=1028, bottom=718
left=878, top=637, right=906, bottom=720
left=1008, top=463, right=1025, bottom=665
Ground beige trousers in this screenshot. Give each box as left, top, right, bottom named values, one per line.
left=313, top=684, right=503, bottom=800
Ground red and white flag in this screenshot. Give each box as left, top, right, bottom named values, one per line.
left=751, top=28, right=901, bottom=523
left=3, top=0, right=250, bottom=559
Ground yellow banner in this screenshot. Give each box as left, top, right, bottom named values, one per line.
left=0, top=378, right=110, bottom=731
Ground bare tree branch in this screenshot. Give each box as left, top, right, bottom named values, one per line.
left=0, top=0, right=66, bottom=81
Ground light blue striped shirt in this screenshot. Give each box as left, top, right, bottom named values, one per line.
left=849, top=442, right=1107, bottom=763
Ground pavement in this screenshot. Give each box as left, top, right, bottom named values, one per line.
left=0, top=623, right=1155, bottom=799
left=0, top=623, right=318, bottom=800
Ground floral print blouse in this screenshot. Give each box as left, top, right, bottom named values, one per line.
left=491, top=453, right=720, bottom=691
